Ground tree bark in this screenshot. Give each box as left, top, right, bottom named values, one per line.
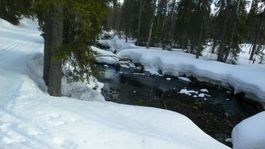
left=211, top=39, right=217, bottom=53
left=195, top=0, right=204, bottom=59
left=146, top=0, right=157, bottom=49
left=44, top=4, right=63, bottom=96
left=224, top=0, right=240, bottom=62
left=137, top=0, right=143, bottom=42
left=43, top=10, right=52, bottom=87
left=249, top=10, right=265, bottom=60
left=217, top=0, right=230, bottom=62
left=168, top=0, right=176, bottom=47
left=146, top=16, right=155, bottom=49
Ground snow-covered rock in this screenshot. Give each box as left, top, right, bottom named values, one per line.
left=232, top=111, right=265, bottom=149
left=91, top=46, right=119, bottom=65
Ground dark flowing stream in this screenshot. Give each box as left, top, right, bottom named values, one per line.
left=96, top=64, right=263, bottom=146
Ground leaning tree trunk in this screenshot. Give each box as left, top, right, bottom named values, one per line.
left=249, top=29, right=260, bottom=60
left=146, top=16, right=155, bottom=49
left=44, top=4, right=63, bottom=96
left=146, top=0, right=157, bottom=49
left=249, top=10, right=265, bottom=60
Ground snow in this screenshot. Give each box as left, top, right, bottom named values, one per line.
left=179, top=88, right=210, bottom=99
left=91, top=46, right=119, bottom=65
left=232, top=111, right=265, bottom=149
left=166, top=77, right=171, bottom=81
left=0, top=18, right=230, bottom=149
left=179, top=89, right=198, bottom=96
left=98, top=35, right=136, bottom=53
left=27, top=50, right=105, bottom=102
left=179, top=76, right=192, bottom=82
left=199, top=93, right=210, bottom=98
left=117, top=48, right=265, bottom=106
left=200, top=89, right=209, bottom=93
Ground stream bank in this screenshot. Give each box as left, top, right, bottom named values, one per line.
left=96, top=64, right=263, bottom=147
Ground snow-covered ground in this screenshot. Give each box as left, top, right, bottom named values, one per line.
left=0, top=18, right=232, bottom=149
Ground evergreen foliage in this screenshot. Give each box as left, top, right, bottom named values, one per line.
left=0, top=0, right=32, bottom=25
left=34, top=0, right=108, bottom=82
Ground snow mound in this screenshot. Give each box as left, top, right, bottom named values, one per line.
left=61, top=77, right=105, bottom=102
left=92, top=46, right=119, bottom=65
left=232, top=111, right=265, bottom=149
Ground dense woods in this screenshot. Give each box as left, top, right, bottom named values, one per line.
left=105, top=0, right=265, bottom=63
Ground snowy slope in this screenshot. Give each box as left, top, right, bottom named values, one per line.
left=0, top=18, right=230, bottom=149
left=117, top=48, right=265, bottom=106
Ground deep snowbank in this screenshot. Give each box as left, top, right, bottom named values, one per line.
left=0, top=18, right=231, bottom=148
left=117, top=48, right=265, bottom=106
left=232, top=111, right=265, bottom=149
left=27, top=53, right=105, bottom=101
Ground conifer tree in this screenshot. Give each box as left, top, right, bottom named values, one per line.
left=34, top=0, right=108, bottom=96
left=248, top=0, right=265, bottom=61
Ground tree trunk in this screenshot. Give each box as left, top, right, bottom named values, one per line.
left=168, top=0, right=176, bottom=47
left=249, top=10, right=265, bottom=60
left=250, top=34, right=258, bottom=60
left=43, top=10, right=52, bottom=87
left=224, top=0, right=240, bottom=62
left=125, top=33, right=128, bottom=43
left=217, top=0, right=230, bottom=62
left=195, top=0, right=204, bottom=59
left=137, top=0, right=143, bottom=42
left=211, top=39, right=217, bottom=53
left=146, top=16, right=155, bottom=49
left=146, top=0, right=157, bottom=49
left=44, top=4, right=63, bottom=96
left=112, top=0, right=118, bottom=34
left=196, top=22, right=203, bottom=58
